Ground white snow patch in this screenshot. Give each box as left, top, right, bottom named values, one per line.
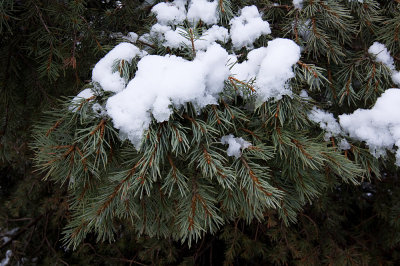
left=151, top=0, right=187, bottom=25
left=256, top=38, right=301, bottom=101
left=369, top=42, right=395, bottom=70
left=230, top=47, right=268, bottom=81
left=339, top=139, right=351, bottom=150
left=339, top=89, right=400, bottom=165
left=229, top=38, right=300, bottom=101
left=123, top=32, right=139, bottom=43
left=92, top=43, right=144, bottom=92
left=300, top=90, right=310, bottom=99
left=308, top=107, right=342, bottom=140
left=221, top=134, right=251, bottom=158
left=0, top=250, right=12, bottom=266
left=106, top=43, right=230, bottom=148
left=393, top=71, right=400, bottom=86
left=293, top=0, right=303, bottom=9
left=229, top=6, right=271, bottom=49
left=70, top=88, right=94, bottom=112
left=72, top=88, right=94, bottom=102
left=154, top=24, right=229, bottom=50
left=195, top=25, right=229, bottom=49
left=368, top=42, right=400, bottom=86
left=187, top=0, right=218, bottom=25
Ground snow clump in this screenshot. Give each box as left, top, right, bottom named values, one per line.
left=229, top=6, right=271, bottom=49
left=150, top=24, right=229, bottom=50
left=150, top=2, right=272, bottom=50
left=307, top=106, right=351, bottom=150
left=339, top=89, right=400, bottom=165
left=230, top=47, right=268, bottom=81
left=308, top=107, right=342, bottom=140
left=368, top=42, right=400, bottom=86
left=293, top=0, right=303, bottom=9
left=69, top=88, right=95, bottom=112
left=151, top=0, right=187, bottom=25
left=92, top=43, right=144, bottom=93
left=221, top=134, right=251, bottom=158
left=339, top=139, right=351, bottom=150
left=368, top=42, right=395, bottom=69
left=187, top=0, right=218, bottom=25
left=230, top=38, right=301, bottom=101
left=256, top=38, right=301, bottom=101
left=72, top=88, right=94, bottom=102
left=106, top=43, right=230, bottom=148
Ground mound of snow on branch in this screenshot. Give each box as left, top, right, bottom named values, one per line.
left=308, top=107, right=342, bottom=140
left=151, top=0, right=220, bottom=26
left=229, top=6, right=271, bottom=49
left=368, top=42, right=400, bottom=86
left=221, top=134, right=251, bottom=158
left=151, top=0, right=187, bottom=25
left=150, top=24, right=229, bottom=50
left=256, top=38, right=301, bottom=100
left=106, top=43, right=230, bottom=148
left=187, top=0, right=218, bottom=25
left=230, top=47, right=268, bottom=81
left=339, top=89, right=400, bottom=165
left=90, top=37, right=300, bottom=148
left=92, top=43, right=144, bottom=92
left=230, top=38, right=300, bottom=100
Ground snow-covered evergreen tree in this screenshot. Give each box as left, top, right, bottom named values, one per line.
left=2, top=0, right=400, bottom=264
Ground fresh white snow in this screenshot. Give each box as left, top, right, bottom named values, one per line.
left=106, top=43, right=230, bottom=148
left=368, top=42, right=395, bottom=69
left=151, top=24, right=229, bottom=50
left=308, top=107, right=342, bottom=140
left=293, top=0, right=303, bottom=9
left=256, top=38, right=301, bottom=101
left=393, top=72, right=400, bottom=85
left=151, top=0, right=187, bottom=25
left=221, top=134, right=251, bottom=158
left=187, top=0, right=218, bottom=25
left=151, top=0, right=219, bottom=27
left=92, top=43, right=144, bottom=92
left=339, top=139, right=351, bottom=150
left=368, top=42, right=400, bottom=86
left=77, top=3, right=304, bottom=150
left=70, top=88, right=95, bottom=112
left=230, top=38, right=301, bottom=101
left=72, top=88, right=94, bottom=101
left=299, top=89, right=310, bottom=99
left=124, top=32, right=139, bottom=43
left=74, top=1, right=400, bottom=171
left=229, top=5, right=271, bottom=49
left=230, top=47, right=268, bottom=81
left=339, top=89, right=400, bottom=165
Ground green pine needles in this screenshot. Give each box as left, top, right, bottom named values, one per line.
left=32, top=0, right=397, bottom=254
